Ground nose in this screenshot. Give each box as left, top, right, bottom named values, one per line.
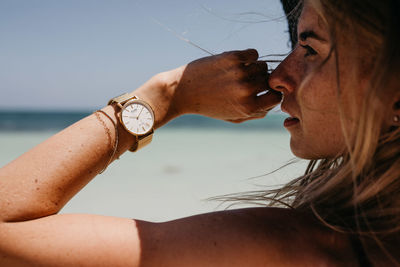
left=268, top=52, right=297, bottom=96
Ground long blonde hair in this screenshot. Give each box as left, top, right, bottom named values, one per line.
left=222, top=0, right=400, bottom=262
left=294, top=0, right=400, bottom=231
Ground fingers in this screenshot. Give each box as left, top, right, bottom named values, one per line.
left=254, top=89, right=282, bottom=111
left=243, top=61, right=269, bottom=88
left=244, top=61, right=268, bottom=77
left=234, top=49, right=259, bottom=64
left=182, top=49, right=280, bottom=124
left=226, top=112, right=267, bottom=124
left=226, top=89, right=281, bottom=124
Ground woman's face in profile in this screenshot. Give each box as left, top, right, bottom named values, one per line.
left=269, top=1, right=364, bottom=160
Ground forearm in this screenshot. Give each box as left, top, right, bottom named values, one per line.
left=0, top=105, right=132, bottom=222
left=0, top=68, right=183, bottom=223
left=0, top=70, right=183, bottom=223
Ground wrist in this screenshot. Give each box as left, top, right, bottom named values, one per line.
left=134, top=67, right=186, bottom=129
left=159, top=65, right=195, bottom=115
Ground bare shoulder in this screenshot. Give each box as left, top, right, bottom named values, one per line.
left=138, top=207, right=358, bottom=267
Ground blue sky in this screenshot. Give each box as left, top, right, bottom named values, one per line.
left=0, top=0, right=290, bottom=110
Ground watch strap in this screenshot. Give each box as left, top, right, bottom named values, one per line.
left=108, top=93, right=137, bottom=107
left=129, top=129, right=154, bottom=152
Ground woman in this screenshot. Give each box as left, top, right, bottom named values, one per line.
left=0, top=0, right=398, bottom=265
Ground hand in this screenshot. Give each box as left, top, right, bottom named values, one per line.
left=173, top=49, right=282, bottom=123
left=134, top=49, right=282, bottom=128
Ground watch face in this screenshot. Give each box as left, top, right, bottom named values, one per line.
left=121, top=101, right=154, bottom=135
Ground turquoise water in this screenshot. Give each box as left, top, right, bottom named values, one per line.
left=0, top=112, right=308, bottom=221
left=0, top=111, right=287, bottom=131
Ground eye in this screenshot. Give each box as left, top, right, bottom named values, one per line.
left=300, top=44, right=317, bottom=57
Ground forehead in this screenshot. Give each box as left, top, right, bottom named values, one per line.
left=298, top=1, right=327, bottom=34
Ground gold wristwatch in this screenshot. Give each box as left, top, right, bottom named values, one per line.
left=108, top=93, right=155, bottom=152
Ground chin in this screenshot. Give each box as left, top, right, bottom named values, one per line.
left=290, top=138, right=340, bottom=160
left=291, top=148, right=320, bottom=160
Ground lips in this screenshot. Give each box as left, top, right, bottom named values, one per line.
left=284, top=117, right=300, bottom=127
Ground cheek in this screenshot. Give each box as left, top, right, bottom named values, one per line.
left=306, top=114, right=345, bottom=155
left=299, top=60, right=339, bottom=113
left=294, top=60, right=347, bottom=158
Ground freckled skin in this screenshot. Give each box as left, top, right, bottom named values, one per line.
left=0, top=7, right=360, bottom=266
left=269, top=2, right=364, bottom=159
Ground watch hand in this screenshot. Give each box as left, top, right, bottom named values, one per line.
left=123, top=115, right=138, bottom=120
left=137, top=106, right=145, bottom=119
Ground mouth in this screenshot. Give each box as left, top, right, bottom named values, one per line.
left=281, top=101, right=300, bottom=128
left=283, top=116, right=300, bottom=127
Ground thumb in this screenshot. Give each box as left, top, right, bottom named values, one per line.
left=254, top=89, right=282, bottom=111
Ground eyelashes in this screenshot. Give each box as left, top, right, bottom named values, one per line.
left=300, top=44, right=318, bottom=57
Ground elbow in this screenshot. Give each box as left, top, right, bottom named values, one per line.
left=0, top=200, right=61, bottom=223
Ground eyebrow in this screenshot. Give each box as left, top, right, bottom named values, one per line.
left=299, top=30, right=327, bottom=42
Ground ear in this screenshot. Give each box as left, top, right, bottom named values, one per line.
left=389, top=96, right=400, bottom=127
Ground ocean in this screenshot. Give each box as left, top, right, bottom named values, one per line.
left=0, top=110, right=287, bottom=131
left=0, top=111, right=307, bottom=221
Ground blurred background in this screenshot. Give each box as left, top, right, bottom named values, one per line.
left=0, top=0, right=307, bottom=221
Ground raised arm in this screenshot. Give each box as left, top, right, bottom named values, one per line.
left=0, top=49, right=280, bottom=224
left=0, top=50, right=289, bottom=266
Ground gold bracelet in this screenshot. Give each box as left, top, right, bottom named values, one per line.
left=94, top=110, right=119, bottom=174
